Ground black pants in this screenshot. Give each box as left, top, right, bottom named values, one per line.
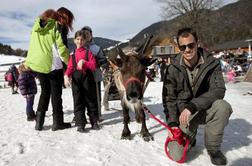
left=36, top=69, right=64, bottom=121
left=10, top=80, right=18, bottom=93
left=96, top=81, right=101, bottom=118
left=71, top=71, right=98, bottom=126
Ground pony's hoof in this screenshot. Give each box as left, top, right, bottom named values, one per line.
left=143, top=135, right=154, bottom=142
left=141, top=132, right=154, bottom=142
left=121, top=135, right=131, bottom=140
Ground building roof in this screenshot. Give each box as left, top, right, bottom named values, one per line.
left=211, top=39, right=251, bottom=51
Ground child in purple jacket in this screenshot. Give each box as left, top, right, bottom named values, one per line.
left=18, top=63, right=37, bottom=121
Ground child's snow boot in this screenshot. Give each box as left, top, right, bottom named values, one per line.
left=27, top=111, right=36, bottom=121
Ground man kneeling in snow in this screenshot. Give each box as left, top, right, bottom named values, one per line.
left=162, top=27, right=232, bottom=165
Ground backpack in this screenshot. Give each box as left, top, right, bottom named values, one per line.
left=5, top=72, right=13, bottom=82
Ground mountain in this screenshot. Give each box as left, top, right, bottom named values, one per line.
left=130, top=0, right=252, bottom=49
left=93, top=37, right=120, bottom=50
left=68, top=37, right=120, bottom=51
left=2, top=1, right=251, bottom=55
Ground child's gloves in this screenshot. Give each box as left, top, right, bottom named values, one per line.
left=77, top=59, right=85, bottom=70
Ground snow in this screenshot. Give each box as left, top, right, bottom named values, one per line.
left=0, top=54, right=25, bottom=67
left=0, top=55, right=252, bottom=166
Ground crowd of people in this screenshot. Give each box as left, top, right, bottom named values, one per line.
left=213, top=49, right=251, bottom=83
left=146, top=48, right=251, bottom=84
left=4, top=7, right=237, bottom=165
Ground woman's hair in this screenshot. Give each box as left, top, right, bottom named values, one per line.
left=74, top=30, right=88, bottom=40
left=40, top=9, right=58, bottom=23
left=57, top=7, right=74, bottom=32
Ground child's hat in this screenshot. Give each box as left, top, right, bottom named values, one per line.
left=81, top=26, right=92, bottom=33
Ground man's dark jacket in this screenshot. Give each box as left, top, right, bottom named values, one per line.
left=162, top=48, right=226, bottom=127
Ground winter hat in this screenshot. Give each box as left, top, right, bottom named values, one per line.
left=81, top=26, right=92, bottom=34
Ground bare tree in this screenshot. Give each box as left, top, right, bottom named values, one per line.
left=156, top=0, right=224, bottom=46
left=156, top=0, right=223, bottom=19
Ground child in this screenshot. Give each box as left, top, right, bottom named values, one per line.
left=64, top=30, right=98, bottom=132
left=5, top=64, right=19, bottom=94
left=227, top=67, right=236, bottom=83
left=18, top=63, right=37, bottom=121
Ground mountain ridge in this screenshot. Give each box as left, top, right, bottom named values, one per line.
left=130, top=0, right=252, bottom=49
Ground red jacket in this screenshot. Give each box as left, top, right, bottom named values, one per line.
left=65, top=47, right=96, bottom=77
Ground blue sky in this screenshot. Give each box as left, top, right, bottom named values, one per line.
left=0, top=0, right=237, bottom=49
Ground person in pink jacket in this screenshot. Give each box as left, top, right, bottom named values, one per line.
left=64, top=30, right=98, bottom=132
left=227, top=67, right=236, bottom=83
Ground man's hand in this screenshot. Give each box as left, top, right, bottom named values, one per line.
left=168, top=127, right=179, bottom=138
left=179, top=108, right=191, bottom=126
left=64, top=75, right=71, bottom=87
left=77, top=59, right=85, bottom=70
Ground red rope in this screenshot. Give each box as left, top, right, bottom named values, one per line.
left=142, top=105, right=190, bottom=163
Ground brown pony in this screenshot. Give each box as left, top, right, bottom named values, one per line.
left=104, top=36, right=155, bottom=141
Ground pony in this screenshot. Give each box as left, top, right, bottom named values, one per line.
left=104, top=36, right=156, bottom=141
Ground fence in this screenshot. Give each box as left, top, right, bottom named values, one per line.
left=0, top=62, right=23, bottom=88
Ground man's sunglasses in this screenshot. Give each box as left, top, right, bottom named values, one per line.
left=179, top=42, right=196, bottom=51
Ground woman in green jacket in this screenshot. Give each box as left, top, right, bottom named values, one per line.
left=25, top=7, right=74, bottom=131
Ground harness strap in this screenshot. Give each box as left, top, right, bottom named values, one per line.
left=71, top=46, right=89, bottom=71
left=72, top=50, right=77, bottom=70
left=85, top=45, right=89, bottom=61
left=124, top=77, right=144, bottom=88
left=123, top=69, right=153, bottom=89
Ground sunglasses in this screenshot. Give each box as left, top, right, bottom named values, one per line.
left=179, top=42, right=196, bottom=51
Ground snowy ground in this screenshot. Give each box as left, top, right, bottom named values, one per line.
left=0, top=80, right=252, bottom=166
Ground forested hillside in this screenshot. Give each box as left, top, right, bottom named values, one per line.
left=131, top=0, right=252, bottom=48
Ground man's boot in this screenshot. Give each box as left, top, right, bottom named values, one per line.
left=52, top=113, right=71, bottom=131
left=52, top=122, right=71, bottom=131
left=35, top=111, right=45, bottom=131
left=89, top=111, right=100, bottom=130
left=77, top=124, right=87, bottom=133
left=208, top=150, right=227, bottom=165
left=91, top=121, right=100, bottom=130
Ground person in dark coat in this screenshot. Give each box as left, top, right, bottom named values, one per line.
left=160, top=58, right=167, bottom=81
left=81, top=26, right=108, bottom=122
left=162, top=27, right=232, bottom=165
left=18, top=63, right=37, bottom=121
left=6, top=64, right=19, bottom=94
